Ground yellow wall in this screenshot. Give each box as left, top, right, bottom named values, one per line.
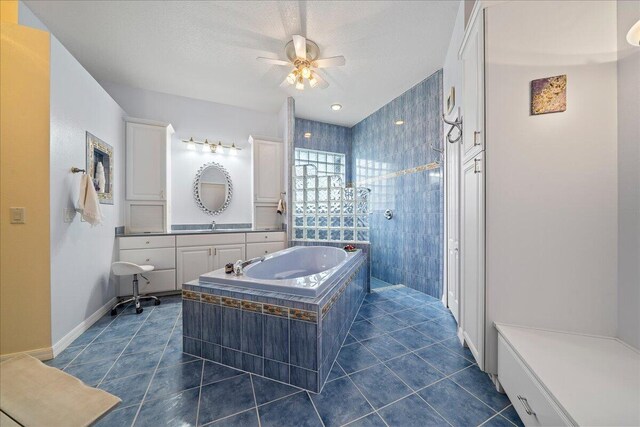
left=1, top=0, right=52, bottom=358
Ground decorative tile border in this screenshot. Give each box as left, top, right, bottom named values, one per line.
left=201, top=294, right=221, bottom=305
left=321, top=260, right=364, bottom=318
left=241, top=301, right=262, bottom=313
left=183, top=291, right=317, bottom=323
left=182, top=290, right=201, bottom=301
left=355, top=161, right=441, bottom=186
left=289, top=308, right=318, bottom=323
left=262, top=304, right=289, bottom=318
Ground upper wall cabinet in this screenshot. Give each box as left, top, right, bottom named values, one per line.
left=460, top=9, right=485, bottom=163
left=125, top=117, right=174, bottom=233
left=250, top=136, right=283, bottom=204
left=125, top=119, right=173, bottom=200
left=249, top=136, right=284, bottom=229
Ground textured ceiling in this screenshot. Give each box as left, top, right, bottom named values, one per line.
left=25, top=1, right=458, bottom=127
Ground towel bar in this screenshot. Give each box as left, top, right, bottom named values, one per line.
left=71, top=167, right=86, bottom=174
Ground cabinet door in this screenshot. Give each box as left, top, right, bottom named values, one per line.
left=126, top=122, right=167, bottom=200
left=253, top=140, right=283, bottom=203
left=461, top=11, right=484, bottom=163
left=446, top=129, right=461, bottom=324
left=214, top=244, right=246, bottom=270
left=177, top=246, right=213, bottom=288
left=461, top=152, right=485, bottom=369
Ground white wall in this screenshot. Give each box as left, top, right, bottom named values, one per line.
left=484, top=1, right=619, bottom=372
left=616, top=0, right=640, bottom=349
left=101, top=82, right=279, bottom=226
left=19, top=3, right=126, bottom=348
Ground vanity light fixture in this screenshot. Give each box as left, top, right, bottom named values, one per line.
left=181, top=138, right=242, bottom=153
left=304, top=132, right=312, bottom=138
left=331, top=104, right=342, bottom=111
left=394, top=120, right=404, bottom=125
left=628, top=19, right=640, bottom=46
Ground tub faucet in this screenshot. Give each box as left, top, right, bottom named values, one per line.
left=211, top=220, right=216, bottom=230
left=233, top=256, right=265, bottom=276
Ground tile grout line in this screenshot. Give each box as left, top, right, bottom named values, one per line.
left=306, top=391, right=327, bottom=427
left=248, top=374, right=263, bottom=427
left=130, top=309, right=183, bottom=426
left=194, top=355, right=207, bottom=426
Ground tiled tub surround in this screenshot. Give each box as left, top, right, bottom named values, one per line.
left=352, top=70, right=444, bottom=298
left=182, top=251, right=367, bottom=392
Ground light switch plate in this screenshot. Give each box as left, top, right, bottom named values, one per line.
left=10, top=207, right=26, bottom=224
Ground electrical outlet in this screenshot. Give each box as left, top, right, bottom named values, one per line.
left=10, top=207, right=25, bottom=224
left=64, top=208, right=76, bottom=223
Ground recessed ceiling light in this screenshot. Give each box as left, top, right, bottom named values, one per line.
left=394, top=120, right=404, bottom=125
left=304, top=132, right=312, bottom=138
left=331, top=104, right=342, bottom=111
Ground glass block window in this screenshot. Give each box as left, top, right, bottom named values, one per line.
left=292, top=164, right=369, bottom=244
left=294, top=148, right=346, bottom=184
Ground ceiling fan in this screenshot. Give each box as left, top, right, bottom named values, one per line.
left=257, top=35, right=346, bottom=90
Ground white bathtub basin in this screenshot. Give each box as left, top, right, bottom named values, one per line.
left=198, top=245, right=361, bottom=298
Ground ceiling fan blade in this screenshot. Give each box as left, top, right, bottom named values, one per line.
left=257, top=57, right=292, bottom=67
left=280, top=76, right=291, bottom=88
left=312, top=72, right=329, bottom=89
left=292, top=35, right=307, bottom=60
left=313, top=56, right=346, bottom=68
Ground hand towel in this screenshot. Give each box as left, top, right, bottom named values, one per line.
left=277, top=198, right=286, bottom=215
left=77, top=174, right=103, bottom=226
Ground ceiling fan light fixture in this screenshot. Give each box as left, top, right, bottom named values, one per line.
left=286, top=71, right=297, bottom=85
left=301, top=66, right=311, bottom=79
left=295, top=77, right=305, bottom=90
left=331, top=103, right=342, bottom=111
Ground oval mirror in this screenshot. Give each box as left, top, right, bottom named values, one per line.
left=193, top=162, right=232, bottom=215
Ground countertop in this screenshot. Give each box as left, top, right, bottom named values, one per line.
left=117, top=228, right=285, bottom=238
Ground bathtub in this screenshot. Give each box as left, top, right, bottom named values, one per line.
left=198, top=245, right=359, bottom=298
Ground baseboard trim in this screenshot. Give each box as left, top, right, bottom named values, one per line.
left=50, top=296, right=119, bottom=358
left=0, top=346, right=54, bottom=362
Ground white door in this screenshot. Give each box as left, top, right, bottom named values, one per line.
left=126, top=122, right=167, bottom=200
left=461, top=152, right=485, bottom=369
left=253, top=140, right=283, bottom=203
left=177, top=246, right=213, bottom=288
left=446, top=124, right=461, bottom=324
left=214, top=244, right=246, bottom=270
left=461, top=11, right=484, bottom=163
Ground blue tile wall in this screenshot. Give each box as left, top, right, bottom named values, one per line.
left=182, top=253, right=367, bottom=393
left=351, top=70, right=444, bottom=298
left=294, top=118, right=353, bottom=184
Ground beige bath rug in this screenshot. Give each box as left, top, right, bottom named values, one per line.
left=0, top=354, right=121, bottom=427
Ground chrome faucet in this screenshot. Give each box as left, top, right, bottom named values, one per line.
left=211, top=220, right=216, bottom=230
left=233, top=256, right=265, bottom=276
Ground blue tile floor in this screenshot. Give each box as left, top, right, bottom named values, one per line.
left=46, top=287, right=523, bottom=427
left=370, top=277, right=394, bottom=290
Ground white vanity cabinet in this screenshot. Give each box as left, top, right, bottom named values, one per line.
left=117, top=235, right=177, bottom=296
left=176, top=233, right=247, bottom=289
left=246, top=232, right=287, bottom=258
left=118, top=231, right=285, bottom=296
left=124, top=117, right=174, bottom=233
left=249, top=136, right=284, bottom=229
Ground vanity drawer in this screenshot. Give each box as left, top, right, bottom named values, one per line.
left=176, top=233, right=245, bottom=247
left=118, top=269, right=176, bottom=296
left=119, top=235, right=175, bottom=250
left=119, top=248, right=176, bottom=270
left=246, top=242, right=286, bottom=259
left=498, top=335, right=570, bottom=426
left=246, top=231, right=286, bottom=243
